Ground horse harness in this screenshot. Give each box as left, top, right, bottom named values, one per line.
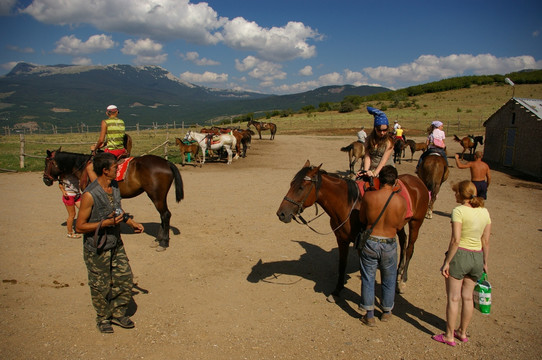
left=282, top=172, right=360, bottom=235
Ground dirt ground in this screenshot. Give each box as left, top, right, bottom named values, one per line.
left=1, top=134, right=541, bottom=360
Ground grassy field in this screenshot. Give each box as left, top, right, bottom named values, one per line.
left=1, top=83, right=541, bottom=172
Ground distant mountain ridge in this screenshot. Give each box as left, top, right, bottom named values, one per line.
left=0, top=63, right=390, bottom=128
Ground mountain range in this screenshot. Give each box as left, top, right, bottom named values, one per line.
left=0, top=63, right=389, bottom=128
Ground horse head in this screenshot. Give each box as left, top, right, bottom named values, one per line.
left=476, top=136, right=484, bottom=145
left=277, top=160, right=322, bottom=223
left=43, top=148, right=62, bottom=186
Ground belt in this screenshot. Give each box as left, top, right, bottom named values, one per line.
left=368, top=236, right=396, bottom=244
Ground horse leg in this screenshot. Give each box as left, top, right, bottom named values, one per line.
left=226, top=147, right=233, bottom=164
left=396, top=227, right=408, bottom=293
left=397, top=219, right=422, bottom=293
left=147, top=195, right=171, bottom=250
left=327, top=240, right=349, bottom=301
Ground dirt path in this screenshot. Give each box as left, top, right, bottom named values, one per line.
left=1, top=135, right=541, bottom=359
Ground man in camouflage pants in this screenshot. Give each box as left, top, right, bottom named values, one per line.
left=76, top=152, right=144, bottom=333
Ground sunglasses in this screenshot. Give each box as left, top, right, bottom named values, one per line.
left=377, top=127, right=388, bottom=132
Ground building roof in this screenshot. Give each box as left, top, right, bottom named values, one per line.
left=484, top=97, right=542, bottom=126
left=513, top=98, right=542, bottom=120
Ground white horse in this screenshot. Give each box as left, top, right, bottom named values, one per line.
left=184, top=131, right=238, bottom=165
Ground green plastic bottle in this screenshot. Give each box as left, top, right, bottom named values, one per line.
left=474, top=272, right=491, bottom=314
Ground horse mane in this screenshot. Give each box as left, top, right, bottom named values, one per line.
left=54, top=151, right=91, bottom=174
left=292, top=167, right=358, bottom=205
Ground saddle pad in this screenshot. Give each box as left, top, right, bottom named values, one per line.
left=116, top=157, right=133, bottom=181
left=356, top=179, right=413, bottom=219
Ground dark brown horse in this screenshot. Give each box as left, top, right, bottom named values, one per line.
left=417, top=154, right=449, bottom=219
left=393, top=137, right=408, bottom=164
left=340, top=141, right=365, bottom=174
left=406, top=140, right=427, bottom=161
left=453, top=135, right=484, bottom=160
left=247, top=119, right=277, bottom=140
left=43, top=149, right=184, bottom=250
left=276, top=160, right=429, bottom=297
left=232, top=128, right=253, bottom=157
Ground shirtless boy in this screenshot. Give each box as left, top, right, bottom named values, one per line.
left=454, top=151, right=491, bottom=199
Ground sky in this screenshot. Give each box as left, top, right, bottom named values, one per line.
left=1, top=0, right=541, bottom=95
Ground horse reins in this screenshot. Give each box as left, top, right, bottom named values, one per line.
left=283, top=173, right=360, bottom=236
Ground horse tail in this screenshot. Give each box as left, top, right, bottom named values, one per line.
left=340, top=144, right=353, bottom=152
left=453, top=135, right=461, bottom=142
left=168, top=161, right=184, bottom=202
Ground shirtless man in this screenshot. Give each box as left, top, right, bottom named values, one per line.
left=358, top=165, right=406, bottom=326
left=454, top=151, right=491, bottom=199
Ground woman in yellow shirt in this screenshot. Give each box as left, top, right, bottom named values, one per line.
left=433, top=180, right=491, bottom=346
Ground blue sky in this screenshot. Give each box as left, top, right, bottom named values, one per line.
left=1, top=0, right=541, bottom=95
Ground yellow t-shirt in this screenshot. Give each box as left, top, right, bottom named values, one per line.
left=396, top=128, right=404, bottom=137
left=451, top=205, right=491, bottom=250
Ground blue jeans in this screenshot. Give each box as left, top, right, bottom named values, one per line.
left=359, top=239, right=398, bottom=312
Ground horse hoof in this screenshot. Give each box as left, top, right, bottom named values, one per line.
left=397, top=282, right=406, bottom=294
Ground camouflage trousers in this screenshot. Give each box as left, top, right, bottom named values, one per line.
left=83, top=242, right=133, bottom=324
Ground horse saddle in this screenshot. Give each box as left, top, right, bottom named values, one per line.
left=116, top=157, right=133, bottom=181
left=356, top=178, right=413, bottom=219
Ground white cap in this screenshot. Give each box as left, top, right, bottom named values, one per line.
left=106, top=105, right=118, bottom=111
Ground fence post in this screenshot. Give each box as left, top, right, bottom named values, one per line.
left=164, top=131, right=169, bottom=160
left=19, top=133, right=25, bottom=168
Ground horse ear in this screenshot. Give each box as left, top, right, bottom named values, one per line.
left=304, top=160, right=310, bottom=167
left=57, top=146, right=62, bottom=152
left=317, top=163, right=323, bottom=170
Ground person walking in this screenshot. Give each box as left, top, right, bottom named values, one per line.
left=358, top=165, right=406, bottom=326
left=454, top=151, right=491, bottom=199
left=432, top=180, right=491, bottom=346
left=59, top=173, right=81, bottom=238
left=87, top=105, right=127, bottom=183
left=76, top=152, right=144, bottom=334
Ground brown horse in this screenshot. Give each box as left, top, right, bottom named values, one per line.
left=393, top=137, right=408, bottom=164
left=406, top=140, right=427, bottom=161
left=175, top=137, right=201, bottom=166
left=417, top=154, right=449, bottom=219
left=43, top=149, right=184, bottom=250
left=453, top=135, right=484, bottom=160
left=232, top=128, right=253, bottom=157
left=276, top=160, right=429, bottom=297
left=340, top=141, right=365, bottom=174
left=247, top=119, right=277, bottom=140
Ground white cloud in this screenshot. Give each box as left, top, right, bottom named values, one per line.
left=364, top=54, right=542, bottom=86
left=223, top=18, right=319, bottom=61
left=235, top=56, right=286, bottom=85
left=181, top=51, right=219, bottom=66
left=6, top=45, right=34, bottom=53
left=21, top=0, right=321, bottom=69
left=299, top=65, right=313, bottom=76
left=72, top=57, right=92, bottom=66
left=179, top=71, right=228, bottom=83
left=22, top=0, right=226, bottom=44
left=0, top=0, right=17, bottom=16
left=122, top=38, right=167, bottom=65
left=53, top=34, right=115, bottom=55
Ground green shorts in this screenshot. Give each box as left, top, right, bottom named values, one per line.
left=449, top=248, right=484, bottom=281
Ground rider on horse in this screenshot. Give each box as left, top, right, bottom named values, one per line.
left=416, top=120, right=448, bottom=172
left=85, top=105, right=128, bottom=185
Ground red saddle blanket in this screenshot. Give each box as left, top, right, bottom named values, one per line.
left=356, top=178, right=413, bottom=219
left=116, top=157, right=133, bottom=181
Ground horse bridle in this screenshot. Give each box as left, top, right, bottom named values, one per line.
left=282, top=175, right=318, bottom=217
left=43, top=151, right=60, bottom=182
left=283, top=172, right=359, bottom=235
